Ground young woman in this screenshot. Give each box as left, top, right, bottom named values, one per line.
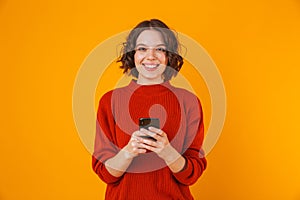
left=92, top=19, right=207, bottom=200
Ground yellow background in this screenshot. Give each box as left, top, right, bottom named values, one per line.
left=1, top=0, right=300, bottom=199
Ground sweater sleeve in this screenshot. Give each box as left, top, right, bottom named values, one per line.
left=172, top=96, right=207, bottom=185
left=92, top=92, right=123, bottom=184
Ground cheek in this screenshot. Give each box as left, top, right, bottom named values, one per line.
left=134, top=53, right=143, bottom=64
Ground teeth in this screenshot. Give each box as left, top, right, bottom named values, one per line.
left=144, top=64, right=158, bottom=68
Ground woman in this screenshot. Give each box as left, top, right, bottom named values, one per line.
left=92, top=19, right=207, bottom=200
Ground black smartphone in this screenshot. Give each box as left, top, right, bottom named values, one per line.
left=139, top=118, right=160, bottom=141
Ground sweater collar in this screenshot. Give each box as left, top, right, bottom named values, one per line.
left=126, top=79, right=173, bottom=95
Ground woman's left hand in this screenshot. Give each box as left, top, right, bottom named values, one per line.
left=138, top=127, right=174, bottom=161
left=139, top=127, right=186, bottom=172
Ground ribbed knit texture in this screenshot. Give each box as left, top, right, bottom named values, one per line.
left=92, top=80, right=207, bottom=200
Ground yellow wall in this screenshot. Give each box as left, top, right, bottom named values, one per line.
left=1, top=0, right=300, bottom=199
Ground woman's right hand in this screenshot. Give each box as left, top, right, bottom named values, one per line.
left=122, top=130, right=147, bottom=159
left=104, top=130, right=147, bottom=177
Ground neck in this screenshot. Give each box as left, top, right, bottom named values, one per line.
left=127, top=79, right=172, bottom=96
left=136, top=77, right=164, bottom=85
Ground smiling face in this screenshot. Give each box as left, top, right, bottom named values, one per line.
left=134, top=29, right=168, bottom=85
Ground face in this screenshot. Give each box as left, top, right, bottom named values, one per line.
left=134, top=29, right=168, bottom=85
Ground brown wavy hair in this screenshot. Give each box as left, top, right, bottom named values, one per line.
left=117, top=19, right=183, bottom=81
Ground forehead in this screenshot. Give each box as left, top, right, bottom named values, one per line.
left=136, top=30, right=165, bottom=46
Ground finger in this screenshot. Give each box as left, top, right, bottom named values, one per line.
left=130, top=136, right=139, bottom=142
left=139, top=143, right=157, bottom=152
left=134, top=148, right=147, bottom=154
left=139, top=128, right=160, bottom=140
left=148, top=127, right=164, bottom=136
left=133, top=130, right=148, bottom=137
left=131, top=141, right=147, bottom=153
left=148, top=128, right=170, bottom=145
left=134, top=140, right=151, bottom=149
left=138, top=137, right=158, bottom=147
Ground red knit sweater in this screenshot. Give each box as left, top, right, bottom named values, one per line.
left=92, top=80, right=207, bottom=200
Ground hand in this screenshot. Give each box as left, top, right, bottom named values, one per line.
left=123, top=130, right=147, bottom=159
left=137, top=127, right=186, bottom=173
left=138, top=127, right=174, bottom=161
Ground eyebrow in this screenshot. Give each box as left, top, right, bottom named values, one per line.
left=135, top=43, right=166, bottom=47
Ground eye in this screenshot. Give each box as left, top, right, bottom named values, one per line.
left=136, top=47, right=147, bottom=52
left=156, top=47, right=166, bottom=53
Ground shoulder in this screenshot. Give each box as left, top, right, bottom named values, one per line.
left=170, top=85, right=199, bottom=101
left=99, top=90, right=113, bottom=104
left=99, top=85, right=129, bottom=103
left=170, top=85, right=202, bottom=110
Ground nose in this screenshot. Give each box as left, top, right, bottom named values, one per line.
left=146, top=48, right=156, bottom=60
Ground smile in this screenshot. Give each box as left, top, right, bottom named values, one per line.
left=142, top=64, right=159, bottom=71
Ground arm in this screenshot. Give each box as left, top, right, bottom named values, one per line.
left=104, top=131, right=148, bottom=177
left=92, top=92, right=124, bottom=184
left=92, top=120, right=122, bottom=184
left=172, top=97, right=207, bottom=185
left=104, top=148, right=134, bottom=178
left=138, top=96, right=207, bottom=185
left=93, top=128, right=148, bottom=182
left=92, top=92, right=148, bottom=182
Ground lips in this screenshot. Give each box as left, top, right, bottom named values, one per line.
left=142, top=63, right=160, bottom=71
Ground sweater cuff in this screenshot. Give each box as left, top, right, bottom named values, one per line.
left=100, top=164, right=123, bottom=184
left=172, top=156, right=193, bottom=184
